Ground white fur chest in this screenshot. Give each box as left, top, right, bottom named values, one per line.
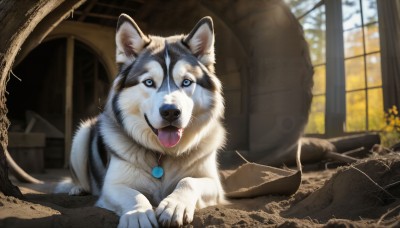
left=103, top=155, right=190, bottom=206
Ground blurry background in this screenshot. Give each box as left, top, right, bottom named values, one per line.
left=6, top=0, right=400, bottom=171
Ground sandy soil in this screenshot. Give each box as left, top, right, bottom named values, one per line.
left=1, top=154, right=400, bottom=228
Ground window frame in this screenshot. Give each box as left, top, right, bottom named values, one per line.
left=299, top=0, right=384, bottom=137
left=342, top=0, right=382, bottom=132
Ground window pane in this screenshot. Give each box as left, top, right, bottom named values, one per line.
left=313, top=65, right=326, bottom=95
left=362, top=0, right=378, bottom=24
left=364, top=23, right=380, bottom=53
left=342, top=0, right=362, bottom=30
left=344, top=28, right=364, bottom=58
left=366, top=53, right=382, bottom=87
left=300, top=5, right=326, bottom=65
left=305, top=95, right=325, bottom=134
left=346, top=91, right=366, bottom=131
left=368, top=88, right=385, bottom=130
left=345, top=57, right=365, bottom=91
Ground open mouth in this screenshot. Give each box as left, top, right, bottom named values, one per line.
left=144, top=115, right=183, bottom=148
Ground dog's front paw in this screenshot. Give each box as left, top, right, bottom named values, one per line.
left=155, top=197, right=195, bottom=227
left=118, top=209, right=158, bottom=228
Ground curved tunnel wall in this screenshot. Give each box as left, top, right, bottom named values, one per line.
left=210, top=1, right=313, bottom=162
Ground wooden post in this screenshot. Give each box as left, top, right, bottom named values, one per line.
left=325, top=0, right=346, bottom=137
left=64, top=36, right=74, bottom=168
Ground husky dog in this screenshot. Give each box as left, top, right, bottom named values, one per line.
left=66, top=14, right=226, bottom=227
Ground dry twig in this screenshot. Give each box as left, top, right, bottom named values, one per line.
left=349, top=165, right=395, bottom=199
left=377, top=203, right=400, bottom=225
left=235, top=150, right=250, bottom=164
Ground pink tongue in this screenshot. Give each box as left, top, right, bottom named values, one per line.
left=157, top=127, right=183, bottom=148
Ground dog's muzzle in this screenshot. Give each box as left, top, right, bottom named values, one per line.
left=144, top=114, right=183, bottom=148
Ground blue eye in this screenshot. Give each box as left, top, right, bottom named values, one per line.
left=182, top=79, right=193, bottom=87
left=143, top=79, right=155, bottom=87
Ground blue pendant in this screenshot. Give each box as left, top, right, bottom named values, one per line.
left=152, top=166, right=164, bottom=179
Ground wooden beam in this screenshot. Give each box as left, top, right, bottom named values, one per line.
left=74, top=11, right=119, bottom=20
left=64, top=36, right=74, bottom=168
left=78, top=0, right=97, bottom=22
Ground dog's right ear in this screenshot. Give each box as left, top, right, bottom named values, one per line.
left=116, top=14, right=150, bottom=65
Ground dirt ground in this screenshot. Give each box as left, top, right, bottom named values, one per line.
left=1, top=154, right=400, bottom=228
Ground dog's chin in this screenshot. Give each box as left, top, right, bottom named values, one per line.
left=144, top=115, right=184, bottom=148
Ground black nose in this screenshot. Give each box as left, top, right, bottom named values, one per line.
left=159, top=104, right=181, bottom=122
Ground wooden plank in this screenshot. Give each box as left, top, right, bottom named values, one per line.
left=8, top=132, right=46, bottom=148
left=328, top=133, right=380, bottom=153
left=64, top=36, right=74, bottom=168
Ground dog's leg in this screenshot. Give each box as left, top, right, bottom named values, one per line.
left=98, top=185, right=159, bottom=228
left=155, top=177, right=223, bottom=227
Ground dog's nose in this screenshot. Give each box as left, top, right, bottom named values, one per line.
left=159, top=104, right=181, bottom=122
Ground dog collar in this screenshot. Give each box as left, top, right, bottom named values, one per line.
left=151, top=153, right=164, bottom=179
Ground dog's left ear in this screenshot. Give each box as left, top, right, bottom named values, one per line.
left=183, top=17, right=215, bottom=67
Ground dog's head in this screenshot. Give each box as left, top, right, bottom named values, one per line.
left=111, top=14, right=223, bottom=154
